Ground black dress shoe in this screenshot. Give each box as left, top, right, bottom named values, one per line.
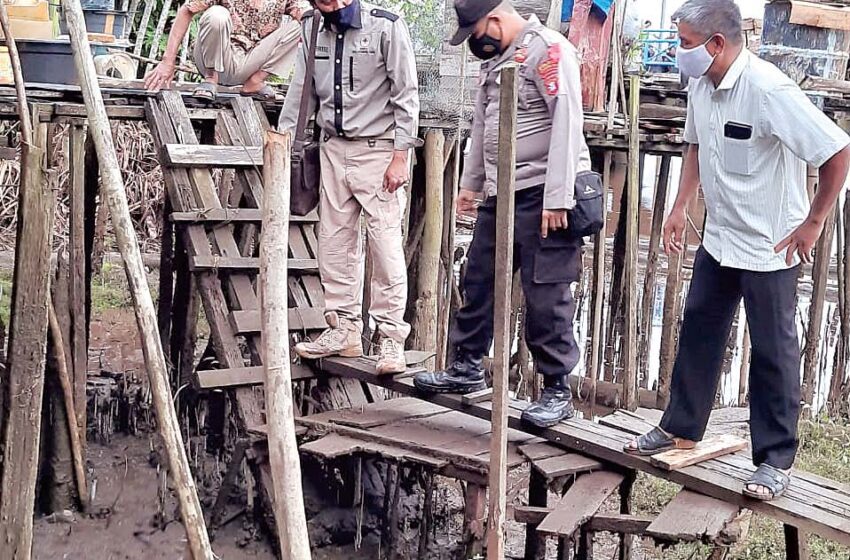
left=414, top=353, right=487, bottom=395
left=521, top=386, right=575, bottom=428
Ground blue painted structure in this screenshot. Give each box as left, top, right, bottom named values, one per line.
left=561, top=0, right=613, bottom=21
left=641, top=29, right=679, bottom=70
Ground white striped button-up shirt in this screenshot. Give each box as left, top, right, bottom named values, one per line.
left=684, top=49, right=850, bottom=271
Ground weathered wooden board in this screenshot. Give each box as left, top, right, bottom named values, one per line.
left=163, top=144, right=263, bottom=167
left=518, top=441, right=568, bottom=462
left=790, top=0, right=850, bottom=31
left=189, top=256, right=317, bottom=272
left=305, top=397, right=446, bottom=429
left=461, top=387, right=494, bottom=406
left=532, top=453, right=604, bottom=480
left=537, top=471, right=625, bottom=537
left=170, top=209, right=319, bottom=223
left=647, top=490, right=741, bottom=543
left=196, top=364, right=315, bottom=389
left=514, top=508, right=654, bottom=535
left=230, top=308, right=327, bottom=334
left=650, top=435, right=748, bottom=471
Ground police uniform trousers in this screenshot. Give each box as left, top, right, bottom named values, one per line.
left=317, top=136, right=411, bottom=343
left=451, top=186, right=581, bottom=380
left=194, top=5, right=300, bottom=86
left=660, top=246, right=801, bottom=470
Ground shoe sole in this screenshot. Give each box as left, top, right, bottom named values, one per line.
left=294, top=347, right=364, bottom=360
left=520, top=411, right=576, bottom=429
left=413, top=379, right=487, bottom=395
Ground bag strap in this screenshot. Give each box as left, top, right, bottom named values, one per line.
left=295, top=10, right=321, bottom=146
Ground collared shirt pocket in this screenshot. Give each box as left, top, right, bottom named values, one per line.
left=724, top=121, right=754, bottom=176
left=350, top=32, right=380, bottom=92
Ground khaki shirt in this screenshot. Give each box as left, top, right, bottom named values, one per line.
left=463, top=16, right=591, bottom=210
left=279, top=2, right=421, bottom=150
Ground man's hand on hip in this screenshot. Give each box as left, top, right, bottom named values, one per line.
left=663, top=206, right=687, bottom=255
left=457, top=189, right=479, bottom=219
left=383, top=150, right=409, bottom=194
left=775, top=217, right=825, bottom=266
left=541, top=209, right=569, bottom=239
left=145, top=61, right=176, bottom=92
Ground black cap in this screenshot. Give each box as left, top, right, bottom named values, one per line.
left=449, top=0, right=502, bottom=46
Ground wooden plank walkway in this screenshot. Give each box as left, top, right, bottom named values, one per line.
left=317, top=356, right=850, bottom=547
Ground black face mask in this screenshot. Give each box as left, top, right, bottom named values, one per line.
left=323, top=0, right=360, bottom=30
left=468, top=33, right=502, bottom=60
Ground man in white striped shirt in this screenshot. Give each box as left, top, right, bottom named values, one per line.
left=625, top=0, right=850, bottom=501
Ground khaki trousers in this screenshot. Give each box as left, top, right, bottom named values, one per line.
left=193, top=5, right=300, bottom=86
left=318, top=136, right=411, bottom=343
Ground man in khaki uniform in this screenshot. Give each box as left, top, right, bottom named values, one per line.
left=145, top=0, right=303, bottom=101
left=279, top=0, right=421, bottom=374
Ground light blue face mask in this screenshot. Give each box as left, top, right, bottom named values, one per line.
left=676, top=36, right=717, bottom=78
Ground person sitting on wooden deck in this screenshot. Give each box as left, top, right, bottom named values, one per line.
left=279, top=0, right=422, bottom=375
left=624, top=0, right=850, bottom=502
left=414, top=0, right=596, bottom=429
left=144, top=0, right=304, bottom=101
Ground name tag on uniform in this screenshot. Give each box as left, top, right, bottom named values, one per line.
left=316, top=45, right=330, bottom=60
left=353, top=34, right=375, bottom=54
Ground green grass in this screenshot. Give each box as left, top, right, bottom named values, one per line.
left=0, top=269, right=12, bottom=327
left=632, top=419, right=850, bottom=559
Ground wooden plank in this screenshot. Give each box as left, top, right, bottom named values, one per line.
left=487, top=65, right=519, bottom=560
left=790, top=0, right=850, bottom=31
left=196, top=363, right=315, bottom=389
left=190, top=256, right=317, bottom=272
left=537, top=471, right=625, bottom=537
left=598, top=409, right=657, bottom=436
left=518, top=441, right=568, bottom=462
left=163, top=144, right=264, bottom=168
left=68, top=124, right=88, bottom=435
left=317, top=356, right=850, bottom=547
left=462, top=387, right=494, bottom=406
left=171, top=209, right=318, bottom=223
left=647, top=490, right=741, bottom=543
left=532, top=453, right=604, bottom=480
left=514, top=508, right=654, bottom=535
left=305, top=398, right=446, bottom=429
left=650, top=435, right=748, bottom=471
left=230, top=308, right=327, bottom=334
left=622, top=74, right=641, bottom=410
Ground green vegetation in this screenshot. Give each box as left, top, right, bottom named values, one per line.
left=632, top=419, right=850, bottom=559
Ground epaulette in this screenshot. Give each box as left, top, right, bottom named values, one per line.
left=302, top=9, right=315, bottom=19
left=370, top=8, right=399, bottom=22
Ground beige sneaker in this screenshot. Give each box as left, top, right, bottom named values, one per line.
left=294, top=312, right=362, bottom=359
left=375, top=337, right=406, bottom=376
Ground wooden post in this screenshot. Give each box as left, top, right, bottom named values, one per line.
left=69, top=124, right=89, bottom=435
left=784, top=525, right=811, bottom=560
left=738, top=323, right=751, bottom=406
left=638, top=155, right=671, bottom=389
left=48, top=300, right=90, bottom=511
left=145, top=0, right=173, bottom=74
left=463, top=483, right=487, bottom=558
left=657, top=227, right=687, bottom=410
left=261, top=130, right=312, bottom=560
left=62, top=2, right=213, bottom=557
left=487, top=65, right=518, bottom=560
left=524, top=469, right=548, bottom=560
left=546, top=0, right=564, bottom=30
left=622, top=74, right=641, bottom=411
left=412, top=129, right=444, bottom=370
left=587, top=151, right=611, bottom=417
left=133, top=0, right=155, bottom=57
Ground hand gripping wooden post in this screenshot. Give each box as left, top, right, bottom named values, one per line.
left=261, top=130, right=312, bottom=559
left=487, top=65, right=519, bottom=560
left=60, top=1, right=213, bottom=557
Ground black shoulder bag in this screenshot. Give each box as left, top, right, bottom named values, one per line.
left=290, top=11, right=322, bottom=216
left=568, top=170, right=605, bottom=238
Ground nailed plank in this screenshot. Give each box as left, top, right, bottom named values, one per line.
left=532, top=453, right=604, bottom=480
left=462, top=387, right=494, bottom=406
left=196, top=363, right=315, bottom=389
left=519, top=441, right=568, bottom=462
left=647, top=490, right=741, bottom=543
left=170, top=209, right=319, bottom=223
left=650, top=435, right=748, bottom=471
left=190, top=256, right=317, bottom=272
left=537, top=471, right=625, bottom=537
left=230, top=308, right=327, bottom=334
left=163, top=144, right=264, bottom=167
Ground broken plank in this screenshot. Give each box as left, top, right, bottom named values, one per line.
left=532, top=453, right=605, bottom=480
left=650, top=435, right=748, bottom=471
left=462, top=387, right=494, bottom=406
left=537, top=471, right=625, bottom=537
left=230, top=308, right=327, bottom=334
left=190, top=256, right=317, bottom=272
left=196, top=363, right=315, bottom=389
left=163, top=144, right=264, bottom=167
left=518, top=441, right=569, bottom=462
left=647, top=490, right=741, bottom=543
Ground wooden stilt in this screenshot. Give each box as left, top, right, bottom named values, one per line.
left=622, top=75, right=641, bottom=411
left=738, top=323, right=751, bottom=406
left=586, top=151, right=611, bottom=417
left=463, top=482, right=487, bottom=559
left=618, top=471, right=636, bottom=560
left=158, top=197, right=175, bottom=363
left=69, top=124, right=89, bottom=437
left=261, top=130, right=311, bottom=559
left=487, top=65, right=519, bottom=560
left=784, top=524, right=811, bottom=560
left=62, top=1, right=213, bottom=556
left=524, top=469, right=548, bottom=560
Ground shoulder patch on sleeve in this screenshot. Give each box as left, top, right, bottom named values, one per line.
left=371, top=8, right=399, bottom=21
left=537, top=44, right=562, bottom=96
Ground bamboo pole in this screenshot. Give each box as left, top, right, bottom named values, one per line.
left=622, top=74, right=641, bottom=411
left=638, top=155, right=671, bottom=389
left=261, top=130, right=312, bottom=559
left=61, top=2, right=213, bottom=557
left=133, top=0, right=155, bottom=57
left=587, top=151, right=611, bottom=418
left=48, top=300, right=90, bottom=511
left=145, top=0, right=173, bottom=75
left=486, top=65, right=518, bottom=560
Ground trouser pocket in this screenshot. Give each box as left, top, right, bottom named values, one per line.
left=533, top=231, right=582, bottom=284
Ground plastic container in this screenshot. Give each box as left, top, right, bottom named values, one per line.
left=58, top=8, right=129, bottom=37
left=16, top=37, right=130, bottom=84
